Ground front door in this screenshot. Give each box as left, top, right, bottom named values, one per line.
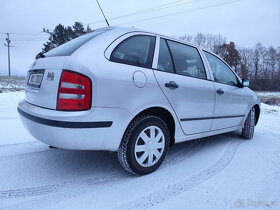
left=204, top=51, right=250, bottom=130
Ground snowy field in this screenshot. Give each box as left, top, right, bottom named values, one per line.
left=0, top=92, right=279, bottom=209
left=256, top=91, right=280, bottom=97
left=0, top=77, right=25, bottom=93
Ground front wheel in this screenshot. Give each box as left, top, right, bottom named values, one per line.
left=117, top=115, right=170, bottom=175
left=241, top=107, right=255, bottom=139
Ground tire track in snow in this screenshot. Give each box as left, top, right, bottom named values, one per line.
left=0, top=141, right=38, bottom=149
left=116, top=139, right=243, bottom=210
left=0, top=139, right=207, bottom=199
left=0, top=141, right=53, bottom=160
left=0, top=149, right=61, bottom=160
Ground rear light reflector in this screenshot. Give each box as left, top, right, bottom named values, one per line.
left=57, top=70, right=91, bottom=111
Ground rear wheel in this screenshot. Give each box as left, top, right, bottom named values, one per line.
left=117, top=115, right=170, bottom=175
left=241, top=107, right=255, bottom=139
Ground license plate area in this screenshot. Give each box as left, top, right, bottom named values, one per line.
left=27, top=69, right=45, bottom=88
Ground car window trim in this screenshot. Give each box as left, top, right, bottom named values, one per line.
left=155, top=37, right=208, bottom=80
left=110, top=34, right=156, bottom=69
left=164, top=38, right=176, bottom=73
left=151, top=67, right=213, bottom=82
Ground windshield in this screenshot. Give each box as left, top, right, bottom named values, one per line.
left=44, top=27, right=112, bottom=57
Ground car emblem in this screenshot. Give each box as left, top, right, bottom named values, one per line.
left=47, top=72, right=55, bottom=81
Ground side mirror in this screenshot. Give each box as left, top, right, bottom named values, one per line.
left=242, top=78, right=250, bottom=87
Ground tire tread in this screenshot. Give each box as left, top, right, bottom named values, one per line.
left=241, top=107, right=255, bottom=139
left=117, top=115, right=168, bottom=175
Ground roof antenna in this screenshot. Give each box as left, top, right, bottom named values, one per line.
left=96, top=0, right=110, bottom=27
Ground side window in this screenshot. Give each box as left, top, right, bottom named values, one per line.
left=110, top=35, right=155, bottom=68
left=204, top=51, right=238, bottom=86
left=166, top=40, right=206, bottom=79
left=157, top=38, right=174, bottom=73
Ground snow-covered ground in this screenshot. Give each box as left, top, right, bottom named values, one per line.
left=256, top=91, right=280, bottom=98
left=0, top=77, right=25, bottom=93
left=0, top=92, right=279, bottom=210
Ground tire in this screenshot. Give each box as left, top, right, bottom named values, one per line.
left=241, top=107, right=255, bottom=139
left=117, top=115, right=170, bottom=175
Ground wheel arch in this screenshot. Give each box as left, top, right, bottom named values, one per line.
left=122, top=106, right=176, bottom=147
left=253, top=104, right=260, bottom=125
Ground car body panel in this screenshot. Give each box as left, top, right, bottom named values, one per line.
left=211, top=82, right=250, bottom=130
left=25, top=57, right=69, bottom=109
left=153, top=70, right=215, bottom=135
left=18, top=26, right=260, bottom=151
left=18, top=100, right=133, bottom=150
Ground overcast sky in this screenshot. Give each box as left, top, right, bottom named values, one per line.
left=0, top=0, right=279, bottom=76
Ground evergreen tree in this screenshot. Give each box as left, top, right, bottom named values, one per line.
left=218, top=42, right=240, bottom=71
left=72, top=22, right=85, bottom=37
left=41, top=22, right=92, bottom=53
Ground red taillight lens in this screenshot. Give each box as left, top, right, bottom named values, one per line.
left=57, top=70, right=91, bottom=111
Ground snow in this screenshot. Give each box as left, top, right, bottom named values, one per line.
left=256, top=91, right=280, bottom=98
left=0, top=91, right=37, bottom=146
left=0, top=77, right=25, bottom=92
left=0, top=91, right=279, bottom=209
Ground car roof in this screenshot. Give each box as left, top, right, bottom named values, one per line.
left=107, top=26, right=202, bottom=50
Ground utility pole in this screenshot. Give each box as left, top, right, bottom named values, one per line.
left=4, top=33, right=11, bottom=77
left=96, top=0, right=110, bottom=26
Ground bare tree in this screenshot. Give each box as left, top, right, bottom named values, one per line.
left=239, top=47, right=253, bottom=78
left=178, top=33, right=226, bottom=53
left=212, top=35, right=227, bottom=54
left=178, top=34, right=193, bottom=42
left=177, top=32, right=280, bottom=90
left=193, top=33, right=207, bottom=48
left=265, top=46, right=277, bottom=78
left=252, top=42, right=266, bottom=80
left=276, top=47, right=280, bottom=79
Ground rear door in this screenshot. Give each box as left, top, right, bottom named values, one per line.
left=153, top=37, right=215, bottom=135
left=203, top=51, right=249, bottom=130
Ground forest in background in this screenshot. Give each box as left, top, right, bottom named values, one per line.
left=179, top=33, right=280, bottom=91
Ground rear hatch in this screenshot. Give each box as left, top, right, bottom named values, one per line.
left=25, top=27, right=112, bottom=110
left=25, top=57, right=67, bottom=109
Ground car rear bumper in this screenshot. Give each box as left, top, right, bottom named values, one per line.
left=17, top=100, right=133, bottom=151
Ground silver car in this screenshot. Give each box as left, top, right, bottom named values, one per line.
left=18, top=27, right=260, bottom=175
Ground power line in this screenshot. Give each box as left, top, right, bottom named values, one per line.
left=0, top=0, right=241, bottom=44
left=115, top=0, right=241, bottom=26
left=0, top=33, right=49, bottom=42
left=88, top=0, right=201, bottom=25
left=0, top=32, right=42, bottom=35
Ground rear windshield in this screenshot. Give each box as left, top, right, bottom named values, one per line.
left=44, top=28, right=112, bottom=57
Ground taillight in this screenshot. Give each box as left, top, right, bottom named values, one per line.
left=57, top=70, right=91, bottom=111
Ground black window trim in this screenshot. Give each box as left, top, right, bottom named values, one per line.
left=203, top=50, right=243, bottom=88
left=164, top=38, right=176, bottom=73
left=155, top=37, right=208, bottom=81
left=109, top=34, right=156, bottom=69
left=155, top=38, right=176, bottom=74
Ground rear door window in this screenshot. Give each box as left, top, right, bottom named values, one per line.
left=167, top=40, right=206, bottom=79
left=44, top=28, right=111, bottom=57
left=110, top=35, right=156, bottom=68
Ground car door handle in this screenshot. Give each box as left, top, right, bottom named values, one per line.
left=165, top=81, right=179, bottom=89
left=216, top=88, right=224, bottom=95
